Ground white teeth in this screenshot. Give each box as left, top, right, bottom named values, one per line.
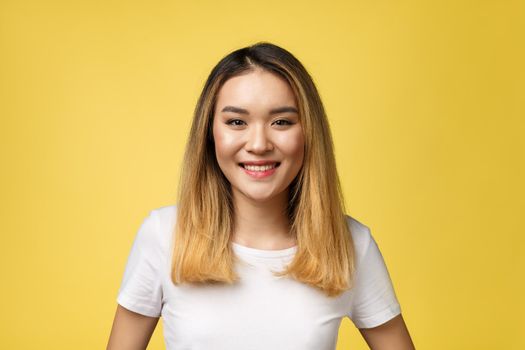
left=243, top=163, right=277, bottom=172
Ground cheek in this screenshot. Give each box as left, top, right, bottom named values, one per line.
left=213, top=127, right=238, bottom=162
left=277, top=130, right=305, bottom=161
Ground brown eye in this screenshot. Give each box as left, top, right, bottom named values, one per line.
left=273, top=119, right=293, bottom=126
left=226, top=119, right=245, bottom=127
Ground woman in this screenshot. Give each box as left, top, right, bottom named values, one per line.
left=107, top=42, right=415, bottom=349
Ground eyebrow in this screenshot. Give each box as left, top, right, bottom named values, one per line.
left=220, top=105, right=299, bottom=115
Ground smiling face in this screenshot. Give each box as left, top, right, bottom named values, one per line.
left=212, top=68, right=305, bottom=204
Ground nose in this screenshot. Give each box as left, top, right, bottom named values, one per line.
left=244, top=124, right=273, bottom=154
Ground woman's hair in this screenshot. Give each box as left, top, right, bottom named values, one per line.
left=171, top=41, right=356, bottom=297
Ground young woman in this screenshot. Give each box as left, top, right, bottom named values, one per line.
left=107, top=42, right=415, bottom=350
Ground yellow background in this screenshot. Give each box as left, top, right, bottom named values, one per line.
left=1, top=0, right=523, bottom=349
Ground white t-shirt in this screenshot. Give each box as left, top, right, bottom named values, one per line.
left=116, top=205, right=401, bottom=350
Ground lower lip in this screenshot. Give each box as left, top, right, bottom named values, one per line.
left=240, top=164, right=279, bottom=179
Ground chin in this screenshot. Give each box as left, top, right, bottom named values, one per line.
left=244, top=193, right=276, bottom=203
left=237, top=188, right=279, bottom=203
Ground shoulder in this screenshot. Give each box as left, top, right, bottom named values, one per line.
left=150, top=204, right=178, bottom=231
left=344, top=214, right=373, bottom=265
left=137, top=204, right=178, bottom=257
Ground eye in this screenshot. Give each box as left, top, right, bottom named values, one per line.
left=226, top=119, right=246, bottom=127
left=273, top=119, right=293, bottom=127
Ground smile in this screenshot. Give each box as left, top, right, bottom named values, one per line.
left=238, top=162, right=280, bottom=178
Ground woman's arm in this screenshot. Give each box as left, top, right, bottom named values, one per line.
left=358, top=313, right=415, bottom=350
left=106, top=304, right=159, bottom=350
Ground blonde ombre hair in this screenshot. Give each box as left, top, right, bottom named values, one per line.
left=171, top=42, right=356, bottom=297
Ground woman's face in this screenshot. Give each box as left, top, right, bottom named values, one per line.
left=212, top=68, right=305, bottom=204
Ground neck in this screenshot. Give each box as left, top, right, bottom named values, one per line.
left=231, top=188, right=296, bottom=250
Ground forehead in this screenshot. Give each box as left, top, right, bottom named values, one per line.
left=215, top=69, right=297, bottom=110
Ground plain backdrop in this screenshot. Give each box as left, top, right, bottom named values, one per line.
left=0, top=0, right=523, bottom=349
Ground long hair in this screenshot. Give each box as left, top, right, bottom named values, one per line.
left=171, top=42, right=356, bottom=297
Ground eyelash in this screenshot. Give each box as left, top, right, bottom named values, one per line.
left=226, top=119, right=293, bottom=127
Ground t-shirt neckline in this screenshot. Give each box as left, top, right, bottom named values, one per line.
left=231, top=241, right=298, bottom=258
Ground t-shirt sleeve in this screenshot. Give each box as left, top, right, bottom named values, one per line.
left=348, top=227, right=401, bottom=329
left=116, top=210, right=163, bottom=317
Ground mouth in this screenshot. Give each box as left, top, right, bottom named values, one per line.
left=238, top=162, right=281, bottom=172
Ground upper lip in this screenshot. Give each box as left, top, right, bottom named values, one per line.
left=239, top=160, right=280, bottom=166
